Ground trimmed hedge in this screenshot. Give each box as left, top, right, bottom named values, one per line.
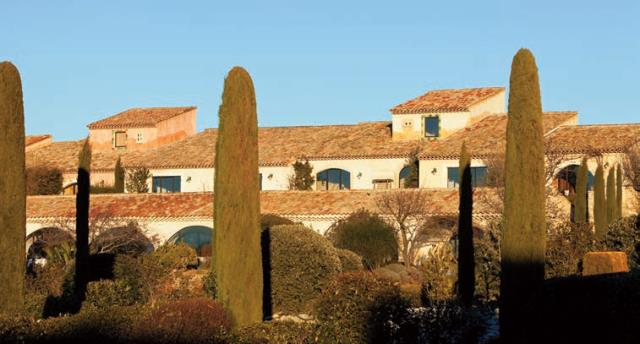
left=336, top=248, right=364, bottom=272
left=314, top=272, right=412, bottom=344
left=326, top=209, right=398, bottom=269
left=267, top=224, right=341, bottom=315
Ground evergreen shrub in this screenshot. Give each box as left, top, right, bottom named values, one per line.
left=314, top=272, right=412, bottom=344
left=326, top=209, right=398, bottom=269
left=336, top=248, right=364, bottom=272
left=152, top=243, right=198, bottom=270
left=26, top=166, right=63, bottom=195
left=267, top=224, right=341, bottom=314
left=602, top=215, right=640, bottom=269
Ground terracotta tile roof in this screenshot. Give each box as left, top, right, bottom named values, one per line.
left=26, top=140, right=121, bottom=172
left=390, top=87, right=505, bottom=114
left=26, top=189, right=501, bottom=220
left=420, top=111, right=578, bottom=159
left=87, top=106, right=196, bottom=129
left=25, top=135, right=51, bottom=147
left=545, top=123, right=640, bottom=154
left=123, top=122, right=430, bottom=168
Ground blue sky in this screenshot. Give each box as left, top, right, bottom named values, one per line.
left=2, top=1, right=638, bottom=141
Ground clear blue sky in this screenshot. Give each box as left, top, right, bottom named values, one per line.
left=2, top=1, right=638, bottom=141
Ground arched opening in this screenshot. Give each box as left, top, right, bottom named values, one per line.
left=26, top=227, right=74, bottom=268
left=316, top=168, right=350, bottom=191
left=62, top=182, right=78, bottom=195
left=399, top=165, right=418, bottom=188
left=555, top=164, right=594, bottom=196
left=92, top=223, right=154, bottom=255
left=168, top=226, right=213, bottom=257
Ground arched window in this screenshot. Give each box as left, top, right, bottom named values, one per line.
left=316, top=169, right=350, bottom=190
left=399, top=166, right=418, bottom=188
left=556, top=165, right=594, bottom=196
left=26, top=227, right=74, bottom=268
left=168, top=226, right=213, bottom=257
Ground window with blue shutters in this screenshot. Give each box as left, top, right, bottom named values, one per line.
left=152, top=176, right=181, bottom=193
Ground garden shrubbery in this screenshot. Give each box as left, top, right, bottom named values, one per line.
left=326, top=209, right=398, bottom=269
left=266, top=224, right=341, bottom=315
left=26, top=166, right=62, bottom=195
left=152, top=242, right=198, bottom=270
left=546, top=222, right=597, bottom=278
left=130, top=298, right=231, bottom=344
left=336, top=248, right=364, bottom=272
left=315, top=272, right=413, bottom=343
left=601, top=215, right=640, bottom=268
left=234, top=321, right=317, bottom=344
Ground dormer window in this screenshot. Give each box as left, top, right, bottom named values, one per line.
left=424, top=116, right=440, bottom=138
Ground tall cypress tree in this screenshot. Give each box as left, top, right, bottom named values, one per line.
left=500, top=49, right=546, bottom=342
left=214, top=67, right=263, bottom=326
left=0, top=62, right=26, bottom=314
left=616, top=164, right=623, bottom=219
left=75, top=139, right=91, bottom=307
left=457, top=142, right=474, bottom=308
left=574, top=158, right=589, bottom=224
left=114, top=156, right=125, bottom=193
left=593, top=163, right=607, bottom=239
left=606, top=167, right=616, bottom=226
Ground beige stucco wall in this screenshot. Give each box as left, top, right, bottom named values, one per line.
left=142, top=158, right=411, bottom=193
left=306, top=158, right=410, bottom=190
left=419, top=158, right=487, bottom=189
left=88, top=109, right=196, bottom=153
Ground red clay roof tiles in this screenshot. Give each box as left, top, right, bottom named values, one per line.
left=421, top=112, right=578, bottom=159
left=390, top=87, right=505, bottom=114
left=87, top=106, right=196, bottom=129
left=26, top=189, right=501, bottom=219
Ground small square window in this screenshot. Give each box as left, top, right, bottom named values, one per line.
left=136, top=132, right=144, bottom=143
left=424, top=116, right=440, bottom=137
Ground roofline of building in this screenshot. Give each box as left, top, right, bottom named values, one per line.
left=87, top=106, right=197, bottom=130
left=389, top=86, right=505, bottom=114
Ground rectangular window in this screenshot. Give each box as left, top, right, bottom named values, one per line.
left=447, top=166, right=487, bottom=188
left=136, top=132, right=144, bottom=143
left=424, top=116, right=440, bottom=137
left=152, top=176, right=181, bottom=193
left=372, top=179, right=393, bottom=190
left=114, top=131, right=127, bottom=148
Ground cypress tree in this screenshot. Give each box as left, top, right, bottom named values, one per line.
left=0, top=62, right=26, bottom=314
left=114, top=156, right=125, bottom=193
left=606, top=167, right=616, bottom=225
left=593, top=163, right=607, bottom=239
left=457, top=142, right=474, bottom=308
left=214, top=67, right=263, bottom=326
left=75, top=139, right=91, bottom=307
left=616, top=164, right=623, bottom=219
left=500, top=49, right=546, bottom=341
left=574, top=158, right=589, bottom=224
